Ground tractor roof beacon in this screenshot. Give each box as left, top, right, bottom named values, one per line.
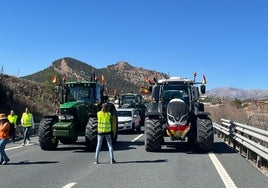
left=38, top=80, right=118, bottom=151
left=144, top=76, right=213, bottom=152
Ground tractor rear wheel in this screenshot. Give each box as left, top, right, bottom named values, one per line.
left=108, top=103, right=118, bottom=145
left=196, top=117, right=214, bottom=152
left=38, top=116, right=59, bottom=150
left=145, top=118, right=162, bottom=152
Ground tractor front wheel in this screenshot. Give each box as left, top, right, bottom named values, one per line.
left=145, top=118, right=163, bottom=152
left=196, top=116, right=214, bottom=152
left=38, top=116, right=59, bottom=150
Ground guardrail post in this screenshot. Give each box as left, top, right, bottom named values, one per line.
left=239, top=144, right=243, bottom=155
left=247, top=149, right=251, bottom=160
left=229, top=121, right=236, bottom=150
left=239, top=132, right=243, bottom=154
left=257, top=141, right=263, bottom=168
left=247, top=135, right=252, bottom=160
left=257, top=155, right=262, bottom=168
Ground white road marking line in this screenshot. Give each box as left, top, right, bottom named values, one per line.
left=61, top=135, right=143, bottom=188
left=131, top=134, right=143, bottom=142
left=62, top=182, right=76, bottom=188
left=5, top=143, right=34, bottom=151
left=209, top=153, right=237, bottom=188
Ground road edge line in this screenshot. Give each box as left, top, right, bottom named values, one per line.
left=208, top=152, right=237, bottom=188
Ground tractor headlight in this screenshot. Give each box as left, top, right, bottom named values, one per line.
left=125, top=120, right=132, bottom=124
left=59, top=115, right=74, bottom=121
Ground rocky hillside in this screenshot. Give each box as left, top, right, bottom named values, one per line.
left=23, top=57, right=169, bottom=95
left=0, top=74, right=55, bottom=122
left=107, top=61, right=168, bottom=86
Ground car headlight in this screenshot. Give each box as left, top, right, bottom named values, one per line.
left=59, top=115, right=74, bottom=121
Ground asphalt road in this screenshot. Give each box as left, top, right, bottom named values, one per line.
left=1, top=129, right=267, bottom=188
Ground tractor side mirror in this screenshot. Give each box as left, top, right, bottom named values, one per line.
left=148, top=85, right=152, bottom=93
left=152, top=85, right=160, bottom=102
left=200, top=85, right=206, bottom=94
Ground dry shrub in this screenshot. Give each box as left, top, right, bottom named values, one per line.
left=206, top=100, right=249, bottom=124
left=205, top=99, right=268, bottom=130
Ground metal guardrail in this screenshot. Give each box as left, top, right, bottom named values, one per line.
left=213, top=118, right=268, bottom=170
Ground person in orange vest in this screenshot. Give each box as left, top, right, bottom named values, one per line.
left=7, top=109, right=18, bottom=143
left=0, top=113, right=10, bottom=165
left=20, top=108, right=34, bottom=146
left=94, top=103, right=116, bottom=164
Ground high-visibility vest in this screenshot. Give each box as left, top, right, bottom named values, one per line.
left=8, top=114, right=18, bottom=127
left=22, top=113, right=33, bottom=127
left=97, top=111, right=111, bottom=133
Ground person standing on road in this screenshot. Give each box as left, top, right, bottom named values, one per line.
left=7, top=109, right=18, bottom=143
left=94, top=103, right=116, bottom=164
left=0, top=113, right=10, bottom=165
left=21, top=108, right=34, bottom=146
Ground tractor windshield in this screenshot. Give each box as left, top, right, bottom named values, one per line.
left=162, top=85, right=189, bottom=105
left=66, top=84, right=95, bottom=104
left=121, top=95, right=136, bottom=105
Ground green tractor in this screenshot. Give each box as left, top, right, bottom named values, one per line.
left=38, top=80, right=118, bottom=151
left=144, top=76, right=213, bottom=152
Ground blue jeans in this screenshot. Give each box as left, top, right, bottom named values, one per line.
left=23, top=127, right=31, bottom=144
left=95, top=134, right=114, bottom=162
left=0, top=139, right=9, bottom=162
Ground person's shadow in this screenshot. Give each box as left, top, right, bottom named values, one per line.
left=5, top=160, right=59, bottom=165
left=96, top=159, right=168, bottom=164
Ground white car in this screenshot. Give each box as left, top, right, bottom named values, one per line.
left=117, top=108, right=141, bottom=132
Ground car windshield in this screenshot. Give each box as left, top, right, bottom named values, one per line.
left=117, top=110, right=132, bottom=117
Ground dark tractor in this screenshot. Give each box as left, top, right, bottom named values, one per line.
left=38, top=81, right=118, bottom=151
left=118, top=93, right=147, bottom=126
left=144, top=76, right=213, bottom=152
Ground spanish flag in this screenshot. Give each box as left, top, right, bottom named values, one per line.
left=113, top=88, right=118, bottom=96
left=102, top=74, right=106, bottom=84
left=140, top=86, right=149, bottom=94
left=105, top=87, right=108, bottom=95
left=146, top=75, right=152, bottom=85
left=62, top=76, right=67, bottom=82
left=52, top=75, right=57, bottom=84
left=202, top=74, right=207, bottom=84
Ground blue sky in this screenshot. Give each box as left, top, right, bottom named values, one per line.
left=0, top=0, right=267, bottom=90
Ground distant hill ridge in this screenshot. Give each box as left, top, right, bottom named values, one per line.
left=18, top=57, right=268, bottom=99
left=206, top=87, right=268, bottom=99
left=23, top=57, right=169, bottom=94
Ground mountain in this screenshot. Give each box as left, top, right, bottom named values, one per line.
left=1, top=57, right=268, bottom=122
left=206, top=87, right=268, bottom=99
left=23, top=57, right=169, bottom=95
left=0, top=57, right=169, bottom=121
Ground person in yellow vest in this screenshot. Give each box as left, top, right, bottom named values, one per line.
left=7, top=110, right=18, bottom=143
left=94, top=103, right=116, bottom=164
left=20, top=108, right=34, bottom=146
left=0, top=113, right=10, bottom=165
